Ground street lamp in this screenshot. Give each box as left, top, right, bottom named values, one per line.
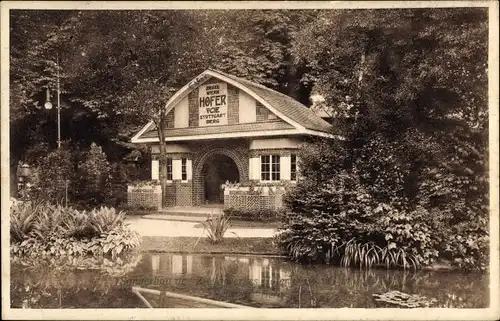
left=45, top=54, right=61, bottom=149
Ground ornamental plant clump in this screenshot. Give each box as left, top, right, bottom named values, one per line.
left=276, top=175, right=443, bottom=270
left=10, top=201, right=141, bottom=258
left=195, top=212, right=236, bottom=244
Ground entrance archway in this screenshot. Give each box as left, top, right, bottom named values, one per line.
left=201, top=154, right=240, bottom=204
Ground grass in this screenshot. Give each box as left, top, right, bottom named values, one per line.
left=140, top=236, right=281, bottom=255
left=193, top=220, right=280, bottom=229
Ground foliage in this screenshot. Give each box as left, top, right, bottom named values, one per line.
left=223, top=208, right=283, bottom=222
left=74, top=142, right=111, bottom=207
left=10, top=201, right=37, bottom=242
left=278, top=176, right=442, bottom=270
left=130, top=179, right=161, bottom=187
left=10, top=201, right=140, bottom=258
left=10, top=253, right=143, bottom=308
left=277, top=8, right=489, bottom=271
left=33, top=146, right=74, bottom=204
left=196, top=213, right=234, bottom=244
left=372, top=291, right=438, bottom=308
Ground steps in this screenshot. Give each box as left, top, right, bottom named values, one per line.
left=141, top=206, right=224, bottom=223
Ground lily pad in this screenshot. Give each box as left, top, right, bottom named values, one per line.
left=372, top=290, right=438, bottom=308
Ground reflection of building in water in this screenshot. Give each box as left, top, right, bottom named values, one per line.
left=150, top=254, right=193, bottom=276
left=247, top=258, right=291, bottom=291
left=149, top=254, right=292, bottom=304
left=172, top=255, right=193, bottom=275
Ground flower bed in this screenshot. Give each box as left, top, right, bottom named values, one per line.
left=10, top=201, right=141, bottom=258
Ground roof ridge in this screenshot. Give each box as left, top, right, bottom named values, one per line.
left=208, top=69, right=289, bottom=96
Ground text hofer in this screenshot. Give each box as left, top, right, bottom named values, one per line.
left=199, top=95, right=226, bottom=108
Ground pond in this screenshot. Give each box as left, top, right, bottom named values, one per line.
left=10, top=253, right=488, bottom=309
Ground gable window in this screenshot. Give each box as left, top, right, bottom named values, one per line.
left=261, top=155, right=280, bottom=181
left=166, top=158, right=173, bottom=181
left=181, top=158, right=187, bottom=181
left=290, top=154, right=297, bottom=181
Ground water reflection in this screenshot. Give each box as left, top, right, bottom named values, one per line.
left=137, top=254, right=487, bottom=308
left=10, top=253, right=488, bottom=309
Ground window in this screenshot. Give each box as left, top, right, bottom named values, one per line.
left=166, top=158, right=173, bottom=181
left=290, top=154, right=297, bottom=181
left=181, top=158, right=187, bottom=181
left=261, top=155, right=280, bottom=181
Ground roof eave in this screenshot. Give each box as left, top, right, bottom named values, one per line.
left=131, top=128, right=304, bottom=143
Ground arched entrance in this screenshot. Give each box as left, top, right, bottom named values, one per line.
left=200, top=154, right=240, bottom=204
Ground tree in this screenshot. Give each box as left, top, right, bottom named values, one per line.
left=281, top=8, right=489, bottom=269
left=76, top=142, right=111, bottom=207
left=35, top=146, right=74, bottom=204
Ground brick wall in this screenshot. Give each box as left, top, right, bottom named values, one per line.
left=224, top=188, right=286, bottom=211
left=175, top=181, right=193, bottom=206
left=164, top=184, right=176, bottom=207
left=190, top=139, right=249, bottom=206
left=256, top=101, right=278, bottom=122
left=189, top=78, right=240, bottom=127
left=188, top=87, right=199, bottom=127
left=164, top=109, right=175, bottom=129
left=249, top=148, right=298, bottom=158
left=156, top=143, right=300, bottom=208
left=127, top=185, right=162, bottom=210
left=227, top=85, right=239, bottom=125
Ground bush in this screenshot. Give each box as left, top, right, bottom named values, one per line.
left=74, top=143, right=111, bottom=207
left=276, top=175, right=440, bottom=269
left=10, top=201, right=37, bottom=242
left=10, top=201, right=140, bottom=258
left=223, top=208, right=283, bottom=222
left=196, top=213, right=233, bottom=244
left=34, top=147, right=75, bottom=204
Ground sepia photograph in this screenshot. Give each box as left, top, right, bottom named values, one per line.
left=1, top=1, right=499, bottom=320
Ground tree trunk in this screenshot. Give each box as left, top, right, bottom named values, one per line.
left=156, top=120, right=168, bottom=208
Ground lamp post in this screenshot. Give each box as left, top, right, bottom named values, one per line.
left=44, top=54, right=61, bottom=149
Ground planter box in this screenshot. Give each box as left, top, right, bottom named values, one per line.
left=127, top=184, right=162, bottom=210
left=223, top=186, right=286, bottom=211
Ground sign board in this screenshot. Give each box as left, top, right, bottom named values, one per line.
left=198, top=82, right=228, bottom=126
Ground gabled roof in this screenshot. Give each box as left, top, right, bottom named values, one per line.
left=131, top=69, right=336, bottom=144
left=210, top=69, right=333, bottom=133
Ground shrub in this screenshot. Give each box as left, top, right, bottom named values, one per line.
left=276, top=175, right=435, bottom=269
left=223, top=208, right=283, bottom=222
left=10, top=201, right=37, bottom=242
left=196, top=212, right=234, bottom=244
left=10, top=202, right=140, bottom=258
left=35, top=147, right=74, bottom=204
left=74, top=143, right=111, bottom=207
left=88, top=206, right=126, bottom=235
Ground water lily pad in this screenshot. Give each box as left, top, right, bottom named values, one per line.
left=373, top=290, right=437, bottom=308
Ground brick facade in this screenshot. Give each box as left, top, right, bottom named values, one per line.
left=227, top=85, right=239, bottom=125
left=164, top=109, right=175, bottom=129
left=191, top=140, right=249, bottom=206
left=249, top=148, right=298, bottom=158
left=188, top=77, right=240, bottom=127
left=188, top=87, right=199, bottom=127
left=224, top=187, right=287, bottom=211
left=131, top=70, right=333, bottom=212
left=175, top=181, right=193, bottom=206
left=256, top=101, right=278, bottom=122
left=127, top=185, right=162, bottom=210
